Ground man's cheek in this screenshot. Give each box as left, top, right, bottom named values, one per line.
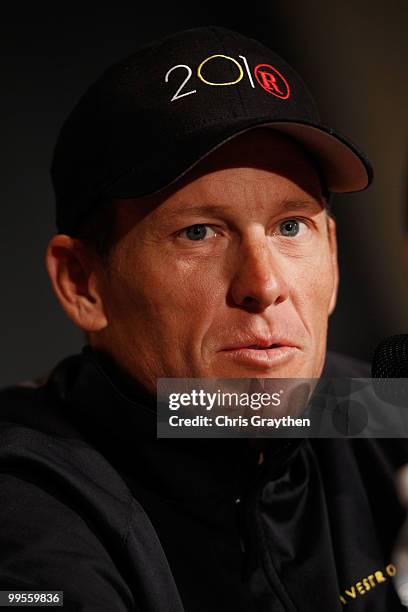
left=294, top=271, right=334, bottom=316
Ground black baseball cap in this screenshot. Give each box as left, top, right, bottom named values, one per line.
left=51, top=25, right=373, bottom=235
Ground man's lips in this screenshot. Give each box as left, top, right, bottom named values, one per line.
left=220, top=338, right=298, bottom=351
left=220, top=346, right=299, bottom=369
left=219, top=336, right=300, bottom=369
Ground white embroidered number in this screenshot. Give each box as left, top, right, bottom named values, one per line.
left=238, top=55, right=255, bottom=88
left=164, top=64, right=197, bottom=102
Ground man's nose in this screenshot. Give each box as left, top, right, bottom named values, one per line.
left=229, top=235, right=290, bottom=312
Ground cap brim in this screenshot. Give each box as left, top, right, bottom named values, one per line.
left=105, top=117, right=373, bottom=199
left=266, top=120, right=372, bottom=192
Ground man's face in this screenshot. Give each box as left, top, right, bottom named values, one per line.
left=93, top=129, right=338, bottom=393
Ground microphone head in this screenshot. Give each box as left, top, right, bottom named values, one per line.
left=372, top=334, right=408, bottom=378
left=372, top=335, right=408, bottom=407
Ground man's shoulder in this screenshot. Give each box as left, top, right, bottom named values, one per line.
left=0, top=366, right=78, bottom=438
left=0, top=354, right=181, bottom=611
left=0, top=355, right=132, bottom=506
left=0, top=357, right=138, bottom=606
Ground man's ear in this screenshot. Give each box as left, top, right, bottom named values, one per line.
left=45, top=234, right=108, bottom=332
left=327, top=214, right=339, bottom=316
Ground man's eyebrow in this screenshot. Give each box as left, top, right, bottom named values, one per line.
left=159, top=198, right=324, bottom=223
left=154, top=204, right=232, bottom=228
left=279, top=198, right=325, bottom=212
left=161, top=203, right=231, bottom=219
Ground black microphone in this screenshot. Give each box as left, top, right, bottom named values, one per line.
left=372, top=335, right=408, bottom=408
left=372, top=335, right=408, bottom=377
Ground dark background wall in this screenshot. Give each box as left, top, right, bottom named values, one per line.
left=1, top=1, right=407, bottom=386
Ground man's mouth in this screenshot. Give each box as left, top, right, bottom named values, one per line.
left=246, top=343, right=282, bottom=350
left=221, top=337, right=297, bottom=351
left=220, top=339, right=299, bottom=369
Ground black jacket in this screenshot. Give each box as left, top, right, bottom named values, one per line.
left=0, top=346, right=407, bottom=611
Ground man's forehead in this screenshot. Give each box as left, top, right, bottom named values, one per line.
left=113, top=182, right=326, bottom=237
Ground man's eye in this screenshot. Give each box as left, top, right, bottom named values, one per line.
left=179, top=224, right=217, bottom=241
left=277, top=219, right=309, bottom=238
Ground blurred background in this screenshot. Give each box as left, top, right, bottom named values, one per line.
left=1, top=1, right=407, bottom=386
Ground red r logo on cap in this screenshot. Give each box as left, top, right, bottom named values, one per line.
left=254, top=64, right=290, bottom=99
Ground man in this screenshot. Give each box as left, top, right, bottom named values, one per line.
left=0, top=25, right=407, bottom=611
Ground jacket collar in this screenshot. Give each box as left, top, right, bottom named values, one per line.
left=50, top=344, right=305, bottom=500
